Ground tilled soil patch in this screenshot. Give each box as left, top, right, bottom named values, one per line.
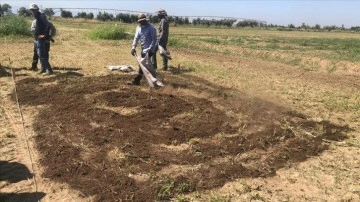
left=13, top=73, right=350, bottom=201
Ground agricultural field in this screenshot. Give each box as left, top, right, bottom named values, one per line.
left=1, top=17, right=360, bottom=201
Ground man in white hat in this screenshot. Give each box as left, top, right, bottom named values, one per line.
left=30, top=13, right=56, bottom=71
left=129, top=13, right=158, bottom=86
left=29, top=3, right=53, bottom=75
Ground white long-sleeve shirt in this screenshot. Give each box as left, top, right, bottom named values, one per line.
left=131, top=22, right=157, bottom=54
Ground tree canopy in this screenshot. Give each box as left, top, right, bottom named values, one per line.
left=18, top=7, right=32, bottom=17
left=0, top=3, right=12, bottom=16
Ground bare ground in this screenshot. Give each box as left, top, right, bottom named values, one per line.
left=1, top=59, right=359, bottom=201
left=1, top=27, right=360, bottom=201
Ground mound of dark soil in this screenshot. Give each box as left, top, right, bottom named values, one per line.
left=14, top=73, right=350, bottom=201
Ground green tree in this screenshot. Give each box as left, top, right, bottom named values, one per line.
left=313, top=24, right=321, bottom=30
left=43, top=8, right=55, bottom=17
left=184, top=17, right=189, bottom=25
left=237, top=20, right=259, bottom=28
left=87, top=12, right=94, bottom=20
left=96, top=12, right=114, bottom=21
left=301, top=22, right=310, bottom=30
left=323, top=25, right=338, bottom=32
left=350, top=26, right=360, bottom=32
left=116, top=13, right=133, bottom=23
left=75, top=12, right=94, bottom=19
left=75, top=11, right=87, bottom=18
left=325, top=25, right=338, bottom=32
left=60, top=9, right=73, bottom=18
left=288, top=23, right=295, bottom=29
left=18, top=7, right=32, bottom=17
left=0, top=3, right=12, bottom=17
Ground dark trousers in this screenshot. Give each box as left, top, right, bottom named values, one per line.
left=32, top=41, right=51, bottom=71
left=160, top=44, right=168, bottom=69
left=154, top=44, right=168, bottom=70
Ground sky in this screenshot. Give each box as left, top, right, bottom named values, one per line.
left=2, top=0, right=360, bottom=28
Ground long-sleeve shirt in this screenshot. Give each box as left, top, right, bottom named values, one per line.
left=33, top=11, right=49, bottom=41
left=31, top=17, right=56, bottom=39
left=157, top=18, right=169, bottom=46
left=131, top=22, right=157, bottom=54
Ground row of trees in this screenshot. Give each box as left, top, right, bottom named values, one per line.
left=74, top=11, right=94, bottom=19
left=266, top=23, right=358, bottom=32
left=89, top=11, right=237, bottom=27
left=30, top=9, right=360, bottom=31
left=18, top=7, right=55, bottom=17
left=2, top=4, right=360, bottom=31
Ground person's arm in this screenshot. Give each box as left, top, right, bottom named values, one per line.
left=149, top=26, right=157, bottom=54
left=158, top=19, right=169, bottom=45
left=163, top=20, right=169, bottom=38
left=131, top=26, right=140, bottom=50
left=42, top=14, right=51, bottom=40
left=158, top=19, right=164, bottom=40
left=34, top=12, right=47, bottom=39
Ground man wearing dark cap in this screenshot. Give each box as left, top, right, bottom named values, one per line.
left=129, top=13, right=158, bottom=86
left=29, top=3, right=53, bottom=75
left=156, top=9, right=170, bottom=70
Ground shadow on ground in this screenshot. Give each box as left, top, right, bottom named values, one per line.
left=13, top=72, right=351, bottom=201
left=0, top=161, right=33, bottom=183
left=0, top=192, right=45, bottom=202
left=0, top=161, right=44, bottom=202
left=52, top=66, right=82, bottom=71
left=0, top=65, right=12, bottom=77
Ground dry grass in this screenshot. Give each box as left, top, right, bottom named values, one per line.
left=1, top=18, right=359, bottom=201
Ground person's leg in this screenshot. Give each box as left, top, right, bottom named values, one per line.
left=130, top=52, right=146, bottom=85
left=45, top=42, right=52, bottom=72
left=162, top=55, right=168, bottom=70
left=31, top=42, right=38, bottom=71
left=132, top=67, right=143, bottom=85
left=36, top=40, right=52, bottom=74
left=160, top=44, right=168, bottom=70
left=152, top=45, right=158, bottom=70
left=152, top=53, right=157, bottom=70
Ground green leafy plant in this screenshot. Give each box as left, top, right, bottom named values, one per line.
left=87, top=25, right=130, bottom=40
left=200, top=37, right=221, bottom=44
left=0, top=16, right=32, bottom=37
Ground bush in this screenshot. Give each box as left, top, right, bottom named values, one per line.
left=87, top=25, right=129, bottom=40
left=0, top=16, right=32, bottom=37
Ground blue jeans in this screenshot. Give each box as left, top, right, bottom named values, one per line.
left=36, top=40, right=52, bottom=73
left=32, top=41, right=51, bottom=70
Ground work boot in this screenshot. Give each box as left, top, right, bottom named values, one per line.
left=30, top=63, right=38, bottom=71
left=127, top=81, right=140, bottom=86
left=42, top=70, right=53, bottom=76
left=38, top=70, right=46, bottom=74
left=162, top=66, right=168, bottom=71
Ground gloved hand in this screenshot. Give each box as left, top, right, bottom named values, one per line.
left=131, top=49, right=136, bottom=56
